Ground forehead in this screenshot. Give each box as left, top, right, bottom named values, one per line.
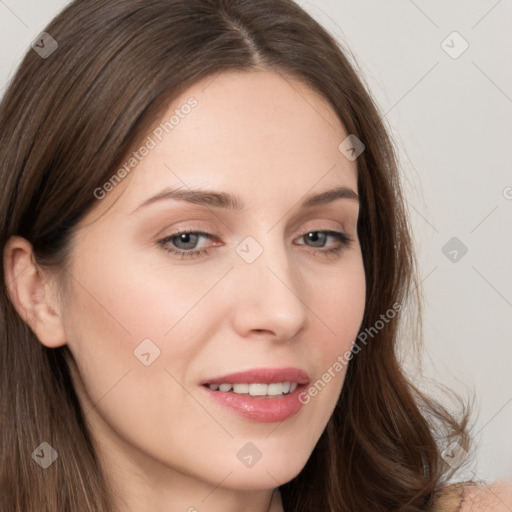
left=94, top=69, right=358, bottom=216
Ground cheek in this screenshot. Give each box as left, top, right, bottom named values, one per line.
left=60, top=241, right=208, bottom=427
left=299, top=257, right=366, bottom=414
left=62, top=262, right=232, bottom=479
left=316, top=256, right=366, bottom=359
left=64, top=235, right=221, bottom=352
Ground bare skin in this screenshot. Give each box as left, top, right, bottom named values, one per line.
left=461, top=481, right=512, bottom=511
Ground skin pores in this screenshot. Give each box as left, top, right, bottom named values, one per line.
left=52, top=70, right=366, bottom=511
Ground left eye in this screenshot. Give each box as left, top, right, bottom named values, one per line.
left=296, top=231, right=340, bottom=248
left=158, top=229, right=353, bottom=259
left=165, top=231, right=212, bottom=251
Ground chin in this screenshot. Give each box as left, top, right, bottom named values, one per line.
left=223, top=473, right=295, bottom=492
left=221, top=455, right=309, bottom=491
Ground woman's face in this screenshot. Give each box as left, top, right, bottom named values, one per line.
left=57, top=70, right=365, bottom=503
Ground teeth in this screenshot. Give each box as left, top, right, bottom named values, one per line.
left=207, top=381, right=298, bottom=396
left=267, top=383, right=283, bottom=396
left=233, top=383, right=249, bottom=394
left=249, top=383, right=268, bottom=396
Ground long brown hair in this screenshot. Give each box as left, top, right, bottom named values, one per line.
left=0, top=0, right=471, bottom=510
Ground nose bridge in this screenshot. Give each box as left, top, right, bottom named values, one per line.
left=230, top=230, right=308, bottom=337
left=236, top=229, right=295, bottom=287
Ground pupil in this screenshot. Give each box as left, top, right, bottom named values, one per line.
left=308, top=232, right=325, bottom=247
left=176, top=233, right=198, bottom=249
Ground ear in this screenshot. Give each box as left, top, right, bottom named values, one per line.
left=3, top=236, right=67, bottom=348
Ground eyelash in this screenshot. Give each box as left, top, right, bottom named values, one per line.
left=158, top=228, right=353, bottom=260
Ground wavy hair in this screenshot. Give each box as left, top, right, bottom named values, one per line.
left=0, top=0, right=470, bottom=510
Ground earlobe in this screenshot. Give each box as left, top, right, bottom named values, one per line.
left=3, top=236, right=67, bottom=348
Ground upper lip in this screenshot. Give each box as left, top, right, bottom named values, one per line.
left=200, top=367, right=310, bottom=386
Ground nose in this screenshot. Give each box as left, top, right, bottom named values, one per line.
left=229, top=237, right=309, bottom=341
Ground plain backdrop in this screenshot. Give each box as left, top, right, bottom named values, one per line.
left=1, top=0, right=511, bottom=483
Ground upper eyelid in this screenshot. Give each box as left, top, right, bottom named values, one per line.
left=160, top=218, right=350, bottom=238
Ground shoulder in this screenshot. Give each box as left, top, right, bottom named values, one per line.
left=459, top=480, right=512, bottom=511
left=431, top=480, right=512, bottom=512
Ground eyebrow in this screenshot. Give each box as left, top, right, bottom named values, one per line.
left=131, top=185, right=359, bottom=214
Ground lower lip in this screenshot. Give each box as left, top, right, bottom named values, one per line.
left=200, top=384, right=307, bottom=423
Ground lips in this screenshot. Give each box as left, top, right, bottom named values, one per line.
left=198, top=367, right=310, bottom=423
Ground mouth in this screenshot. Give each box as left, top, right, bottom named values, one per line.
left=199, top=367, right=310, bottom=422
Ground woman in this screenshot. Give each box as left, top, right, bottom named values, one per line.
left=0, top=0, right=509, bottom=511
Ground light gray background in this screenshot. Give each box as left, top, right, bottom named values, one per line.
left=1, top=0, right=511, bottom=483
